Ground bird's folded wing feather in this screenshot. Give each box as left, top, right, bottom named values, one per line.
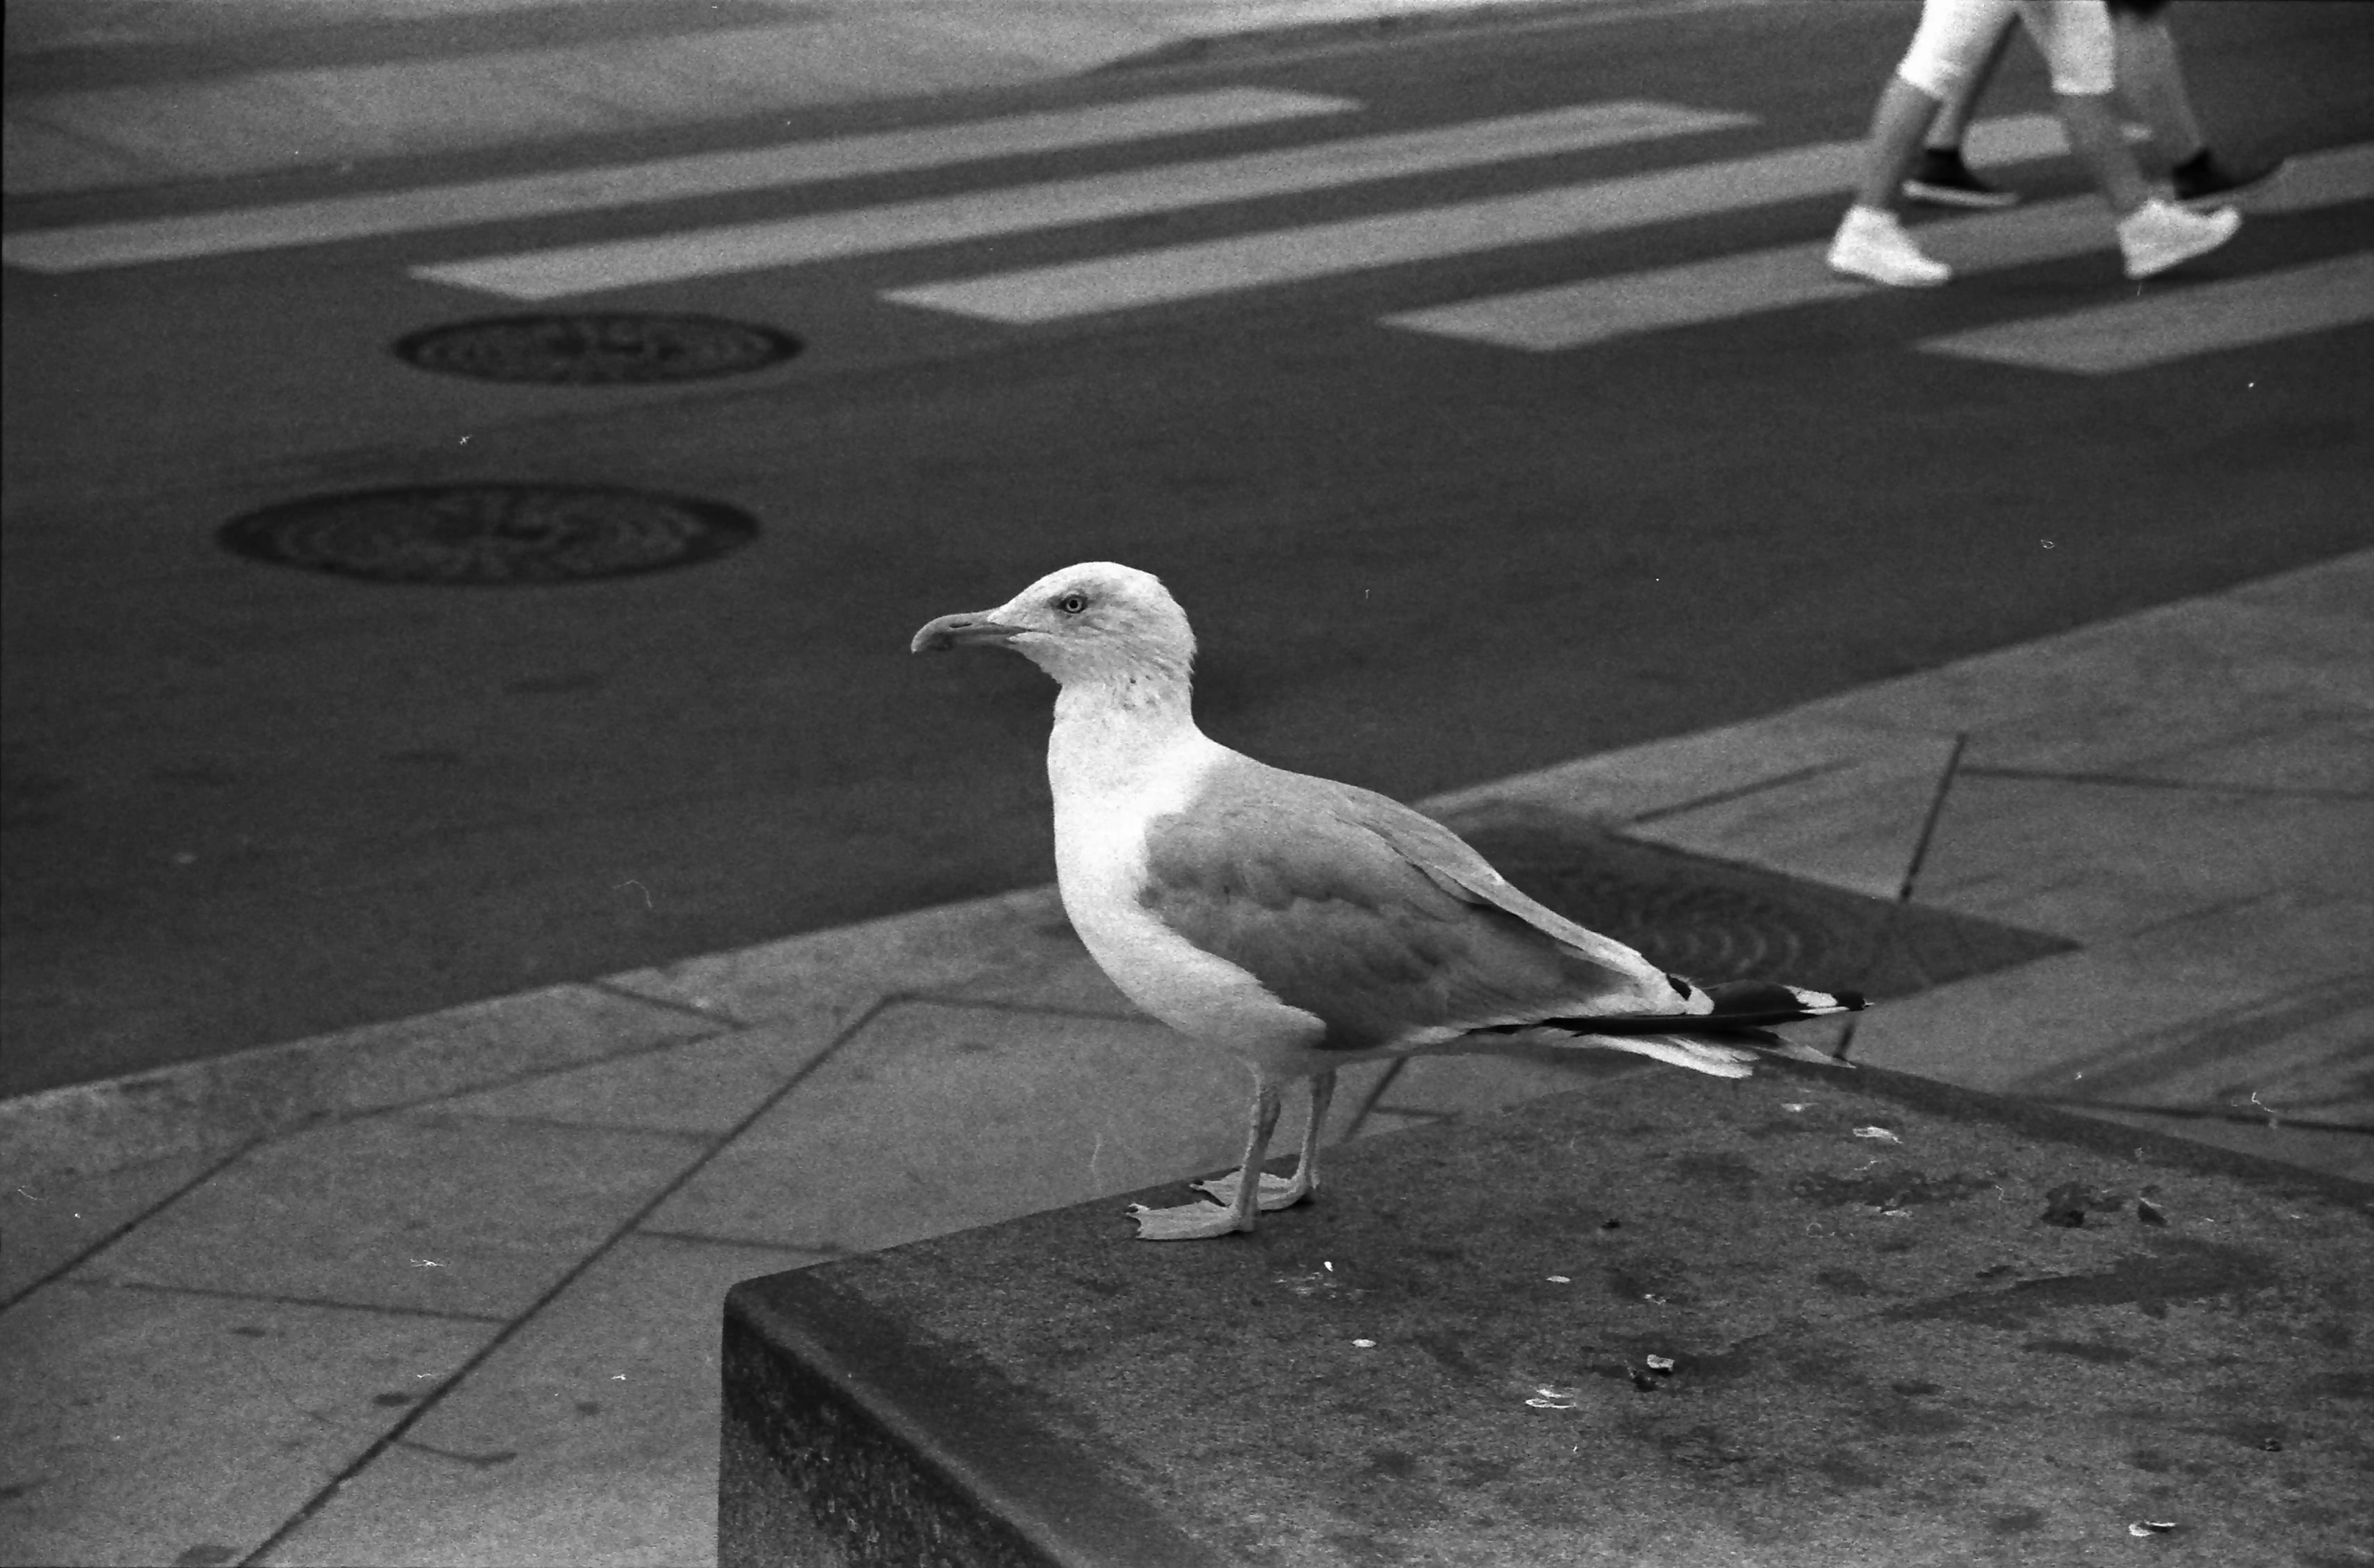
left=1136, top=753, right=1689, bottom=1051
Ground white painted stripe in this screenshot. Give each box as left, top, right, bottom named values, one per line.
left=409, top=100, right=1756, bottom=300
left=1389, top=139, right=2374, bottom=352
left=1383, top=244, right=1865, bottom=348
left=1387, top=191, right=2096, bottom=349
left=1917, top=252, right=2374, bottom=373
left=0, top=90, right=1354, bottom=273
left=882, top=113, right=2066, bottom=322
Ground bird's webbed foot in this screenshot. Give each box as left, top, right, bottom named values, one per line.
left=1191, top=1166, right=1312, bottom=1212
left=1126, top=1197, right=1256, bottom=1241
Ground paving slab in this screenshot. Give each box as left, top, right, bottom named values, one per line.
left=1795, top=588, right=2374, bottom=750
left=605, top=886, right=1077, bottom=1026
left=2070, top=1106, right=2374, bottom=1187
left=1842, top=885, right=2371, bottom=1098
left=2035, top=970, right=2374, bottom=1116
left=645, top=998, right=1385, bottom=1255
left=1619, top=732, right=1965, bottom=902
left=1, top=1282, right=496, bottom=1568
left=261, top=1234, right=822, bottom=1568
left=722, top=1066, right=2374, bottom=1567
left=1424, top=711, right=1914, bottom=837
left=1909, top=778, right=2372, bottom=945
left=0, top=979, right=728, bottom=1177
left=428, top=1017, right=849, bottom=1135
left=0, top=1148, right=231, bottom=1302
left=73, top=1112, right=709, bottom=1316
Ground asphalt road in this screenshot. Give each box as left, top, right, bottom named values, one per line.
left=4, top=0, right=2370, bottom=1096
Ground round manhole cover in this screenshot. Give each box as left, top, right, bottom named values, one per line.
left=218, top=484, right=760, bottom=585
left=1459, top=826, right=1872, bottom=990
left=393, top=313, right=800, bottom=385
left=1526, top=869, right=1848, bottom=987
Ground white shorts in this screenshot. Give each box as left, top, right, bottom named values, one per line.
left=1897, top=0, right=2117, bottom=99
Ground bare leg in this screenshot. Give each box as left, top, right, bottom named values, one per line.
left=2114, top=11, right=2206, bottom=166
left=2054, top=89, right=2151, bottom=216
left=1129, top=1080, right=1281, bottom=1241
left=1193, top=1069, right=1334, bottom=1211
left=1852, top=74, right=1949, bottom=213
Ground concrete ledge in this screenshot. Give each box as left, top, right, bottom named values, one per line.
left=722, top=1273, right=1228, bottom=1568
left=722, top=1064, right=2374, bottom=1566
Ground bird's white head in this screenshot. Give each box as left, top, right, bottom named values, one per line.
left=911, top=562, right=1196, bottom=698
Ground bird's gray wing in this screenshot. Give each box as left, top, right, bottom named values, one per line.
left=1136, top=753, right=1691, bottom=1051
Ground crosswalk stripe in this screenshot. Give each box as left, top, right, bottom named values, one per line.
left=1917, top=252, right=2374, bottom=373
left=0, top=89, right=1355, bottom=274
left=1387, top=140, right=2374, bottom=352
left=1382, top=243, right=1864, bottom=348
left=1384, top=194, right=2090, bottom=350
left=410, top=100, right=1754, bottom=300
left=879, top=113, right=2067, bottom=322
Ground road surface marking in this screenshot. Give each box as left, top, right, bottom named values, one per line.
left=1386, top=140, right=2374, bottom=351
left=879, top=113, right=2067, bottom=322
left=0, top=90, right=1356, bottom=273
left=1383, top=190, right=2101, bottom=349
left=409, top=100, right=1754, bottom=299
left=1917, top=252, right=2374, bottom=373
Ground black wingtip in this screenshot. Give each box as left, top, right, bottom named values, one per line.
left=1837, top=989, right=1867, bottom=1012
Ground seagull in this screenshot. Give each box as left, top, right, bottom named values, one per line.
left=913, top=562, right=1863, bottom=1241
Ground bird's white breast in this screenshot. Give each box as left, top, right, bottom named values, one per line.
left=1048, top=726, right=1326, bottom=1061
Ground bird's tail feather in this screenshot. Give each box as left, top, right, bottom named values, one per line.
left=1539, top=1023, right=1850, bottom=1076
left=1526, top=981, right=1865, bottom=1038
left=1703, top=980, right=1865, bottom=1026
left=1482, top=980, right=1864, bottom=1077
left=1558, top=1031, right=1760, bottom=1079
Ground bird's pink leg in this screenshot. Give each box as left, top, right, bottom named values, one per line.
left=1275, top=1069, right=1334, bottom=1206
left=1293, top=1069, right=1335, bottom=1200
left=1192, top=1069, right=1333, bottom=1212
left=1128, top=1080, right=1282, bottom=1240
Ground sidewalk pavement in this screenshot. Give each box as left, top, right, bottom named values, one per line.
left=2, top=0, right=1648, bottom=200
left=4, top=549, right=2368, bottom=1565
left=5, top=3, right=2370, bottom=1561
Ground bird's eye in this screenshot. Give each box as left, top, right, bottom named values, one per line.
left=1056, top=592, right=1088, bottom=615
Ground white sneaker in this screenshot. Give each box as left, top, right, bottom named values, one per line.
left=2118, top=198, right=2241, bottom=279
left=1827, top=206, right=1950, bottom=287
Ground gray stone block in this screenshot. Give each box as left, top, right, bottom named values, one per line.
left=721, top=1064, right=2374, bottom=1566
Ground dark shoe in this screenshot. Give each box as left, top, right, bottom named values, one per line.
left=2172, top=149, right=2287, bottom=207
left=1902, top=148, right=2020, bottom=210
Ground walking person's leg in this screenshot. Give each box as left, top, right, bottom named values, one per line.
left=1907, top=11, right=2023, bottom=207
left=2020, top=0, right=2240, bottom=276
left=1831, top=0, right=2237, bottom=286
left=2110, top=1, right=2286, bottom=204
left=1829, top=0, right=2019, bottom=286
left=2113, top=3, right=2206, bottom=165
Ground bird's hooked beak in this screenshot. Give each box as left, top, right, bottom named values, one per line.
left=910, top=610, right=1028, bottom=654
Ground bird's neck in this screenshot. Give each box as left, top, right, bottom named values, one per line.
left=1047, top=671, right=1203, bottom=801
